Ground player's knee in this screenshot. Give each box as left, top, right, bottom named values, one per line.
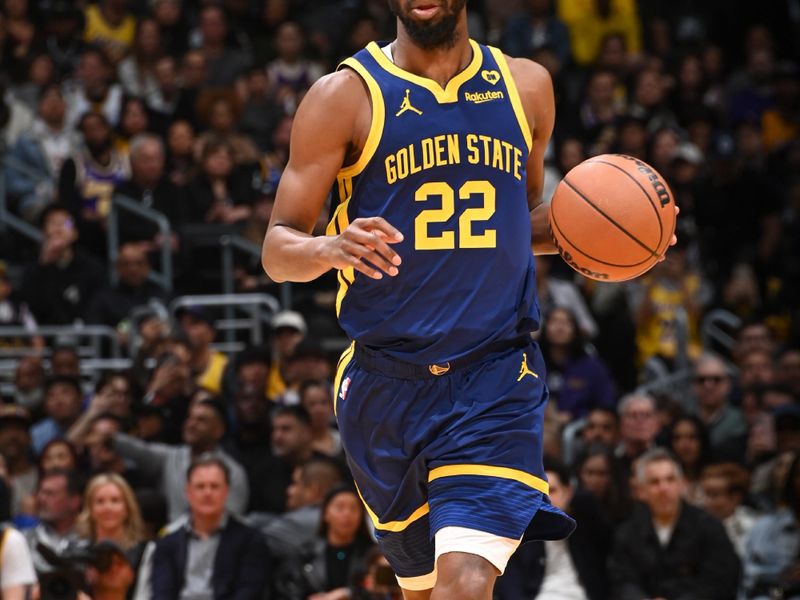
left=431, top=552, right=497, bottom=600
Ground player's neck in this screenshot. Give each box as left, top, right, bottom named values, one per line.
left=392, top=14, right=472, bottom=89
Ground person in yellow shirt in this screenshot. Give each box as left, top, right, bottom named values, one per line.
left=635, top=241, right=706, bottom=368
left=558, top=0, right=642, bottom=66
left=84, top=0, right=136, bottom=65
left=177, top=306, right=228, bottom=395
left=267, top=310, right=307, bottom=400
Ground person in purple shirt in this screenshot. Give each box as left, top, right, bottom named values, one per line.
left=540, top=306, right=618, bottom=420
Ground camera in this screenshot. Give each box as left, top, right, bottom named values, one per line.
left=37, top=541, right=128, bottom=600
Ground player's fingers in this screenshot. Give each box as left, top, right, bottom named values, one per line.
left=669, top=233, right=677, bottom=246
left=345, top=229, right=402, bottom=266
left=338, top=241, right=385, bottom=279
left=361, top=217, right=404, bottom=243
left=360, top=249, right=399, bottom=276
left=348, top=255, right=383, bottom=280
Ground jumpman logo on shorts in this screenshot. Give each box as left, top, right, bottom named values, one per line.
left=396, top=89, right=423, bottom=117
left=517, top=353, right=539, bottom=382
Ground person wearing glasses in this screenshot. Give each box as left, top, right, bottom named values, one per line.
left=691, top=352, right=747, bottom=456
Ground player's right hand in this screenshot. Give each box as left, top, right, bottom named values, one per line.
left=322, top=217, right=403, bottom=279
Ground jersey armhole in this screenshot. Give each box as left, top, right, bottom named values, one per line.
left=488, top=47, right=533, bottom=152
left=336, top=58, right=386, bottom=178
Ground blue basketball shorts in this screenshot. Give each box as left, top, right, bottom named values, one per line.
left=333, top=338, right=576, bottom=589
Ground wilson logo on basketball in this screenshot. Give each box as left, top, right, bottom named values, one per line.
left=464, top=90, right=505, bottom=104
left=620, top=155, right=672, bottom=208
left=550, top=232, right=610, bottom=280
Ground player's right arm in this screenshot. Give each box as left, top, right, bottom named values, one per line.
left=261, top=70, right=403, bottom=283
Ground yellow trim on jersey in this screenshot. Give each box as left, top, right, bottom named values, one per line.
left=428, top=464, right=549, bottom=495
left=488, top=47, right=533, bottom=152
left=337, top=58, right=386, bottom=178
left=333, top=342, right=355, bottom=416
left=356, top=484, right=431, bottom=533
left=325, top=174, right=356, bottom=316
left=366, top=40, right=484, bottom=104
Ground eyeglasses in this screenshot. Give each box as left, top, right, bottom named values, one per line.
left=693, top=375, right=726, bottom=385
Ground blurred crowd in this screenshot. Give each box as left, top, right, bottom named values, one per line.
left=0, top=0, right=798, bottom=599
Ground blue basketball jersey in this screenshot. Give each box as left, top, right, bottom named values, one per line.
left=328, top=40, right=539, bottom=364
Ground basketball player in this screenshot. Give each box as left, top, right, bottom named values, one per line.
left=263, top=2, right=670, bottom=598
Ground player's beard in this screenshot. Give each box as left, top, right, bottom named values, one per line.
left=388, top=0, right=467, bottom=50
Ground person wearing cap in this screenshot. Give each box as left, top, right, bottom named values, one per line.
left=0, top=405, right=37, bottom=516
left=268, top=310, right=307, bottom=400
left=109, top=399, right=249, bottom=521
left=30, top=375, right=85, bottom=456
left=178, top=307, right=229, bottom=396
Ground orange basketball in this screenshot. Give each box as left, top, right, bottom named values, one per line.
left=549, top=154, right=677, bottom=282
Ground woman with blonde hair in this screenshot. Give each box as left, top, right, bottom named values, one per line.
left=77, top=474, right=147, bottom=600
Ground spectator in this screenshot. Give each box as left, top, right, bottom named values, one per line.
left=691, top=353, right=748, bottom=455
left=0, top=405, right=37, bottom=516
left=272, top=405, right=317, bottom=469
left=185, top=138, right=255, bottom=226
left=58, top=112, right=131, bottom=256
left=147, top=55, right=182, bottom=133
left=300, top=380, right=342, bottom=458
left=539, top=307, right=616, bottom=421
left=150, top=454, right=270, bottom=600
left=574, top=70, right=622, bottom=153
left=501, top=0, right=571, bottom=68
left=277, top=485, right=374, bottom=600
left=83, top=0, right=136, bottom=65
left=24, top=469, right=83, bottom=574
left=536, top=256, right=598, bottom=339
left=12, top=356, right=44, bottom=414
left=76, top=474, right=147, bottom=586
left=21, top=204, right=105, bottom=325
left=30, top=375, right=84, bottom=455
left=110, top=399, right=249, bottom=521
left=778, top=348, right=800, bottom=398
left=86, top=243, right=167, bottom=329
left=117, top=18, right=162, bottom=100
left=700, top=463, right=758, bottom=558
left=267, top=21, right=324, bottom=115
left=574, top=442, right=632, bottom=525
left=497, top=457, right=609, bottom=600
left=113, top=96, right=151, bottom=159
left=615, top=393, right=660, bottom=472
left=608, top=448, right=740, bottom=599
left=195, top=93, right=260, bottom=166
left=0, top=262, right=38, bottom=349
left=279, top=342, right=332, bottom=406
left=668, top=415, right=712, bottom=503
left=634, top=240, right=705, bottom=368
left=739, top=349, right=777, bottom=389
left=115, top=133, right=186, bottom=249
left=743, top=453, right=800, bottom=599
left=558, top=0, right=642, bottom=66
left=140, top=335, right=194, bottom=442
left=261, top=456, right=344, bottom=559
left=177, top=306, right=228, bottom=395
left=0, top=522, right=36, bottom=600
left=5, top=84, right=79, bottom=223
left=269, top=310, right=307, bottom=400
left=240, top=66, right=285, bottom=153
left=196, top=5, right=252, bottom=88
left=50, top=345, right=81, bottom=377
left=164, top=119, right=197, bottom=186
left=581, top=407, right=620, bottom=448
left=761, top=62, right=800, bottom=152
left=63, top=48, right=124, bottom=128
left=67, top=373, right=135, bottom=450
left=38, top=439, right=79, bottom=474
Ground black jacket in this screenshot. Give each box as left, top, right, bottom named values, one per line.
left=85, top=280, right=167, bottom=328
left=151, top=515, right=271, bottom=600
left=114, top=178, right=188, bottom=243
left=495, top=491, right=611, bottom=600
left=608, top=501, right=740, bottom=600
left=22, top=250, right=106, bottom=324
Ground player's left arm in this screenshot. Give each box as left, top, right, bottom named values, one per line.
left=506, top=57, right=558, bottom=255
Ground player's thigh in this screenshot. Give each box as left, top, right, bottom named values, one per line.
left=402, top=589, right=432, bottom=600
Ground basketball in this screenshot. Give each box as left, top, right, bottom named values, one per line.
left=549, top=154, right=677, bottom=282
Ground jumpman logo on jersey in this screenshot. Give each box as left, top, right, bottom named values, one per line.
left=517, top=353, right=539, bottom=382
left=396, top=89, right=423, bottom=117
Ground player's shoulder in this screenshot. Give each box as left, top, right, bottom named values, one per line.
left=304, top=68, right=368, bottom=107
left=503, top=55, right=553, bottom=99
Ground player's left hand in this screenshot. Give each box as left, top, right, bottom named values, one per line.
left=657, top=205, right=680, bottom=263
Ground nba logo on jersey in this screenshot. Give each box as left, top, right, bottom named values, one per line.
left=339, top=377, right=351, bottom=401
